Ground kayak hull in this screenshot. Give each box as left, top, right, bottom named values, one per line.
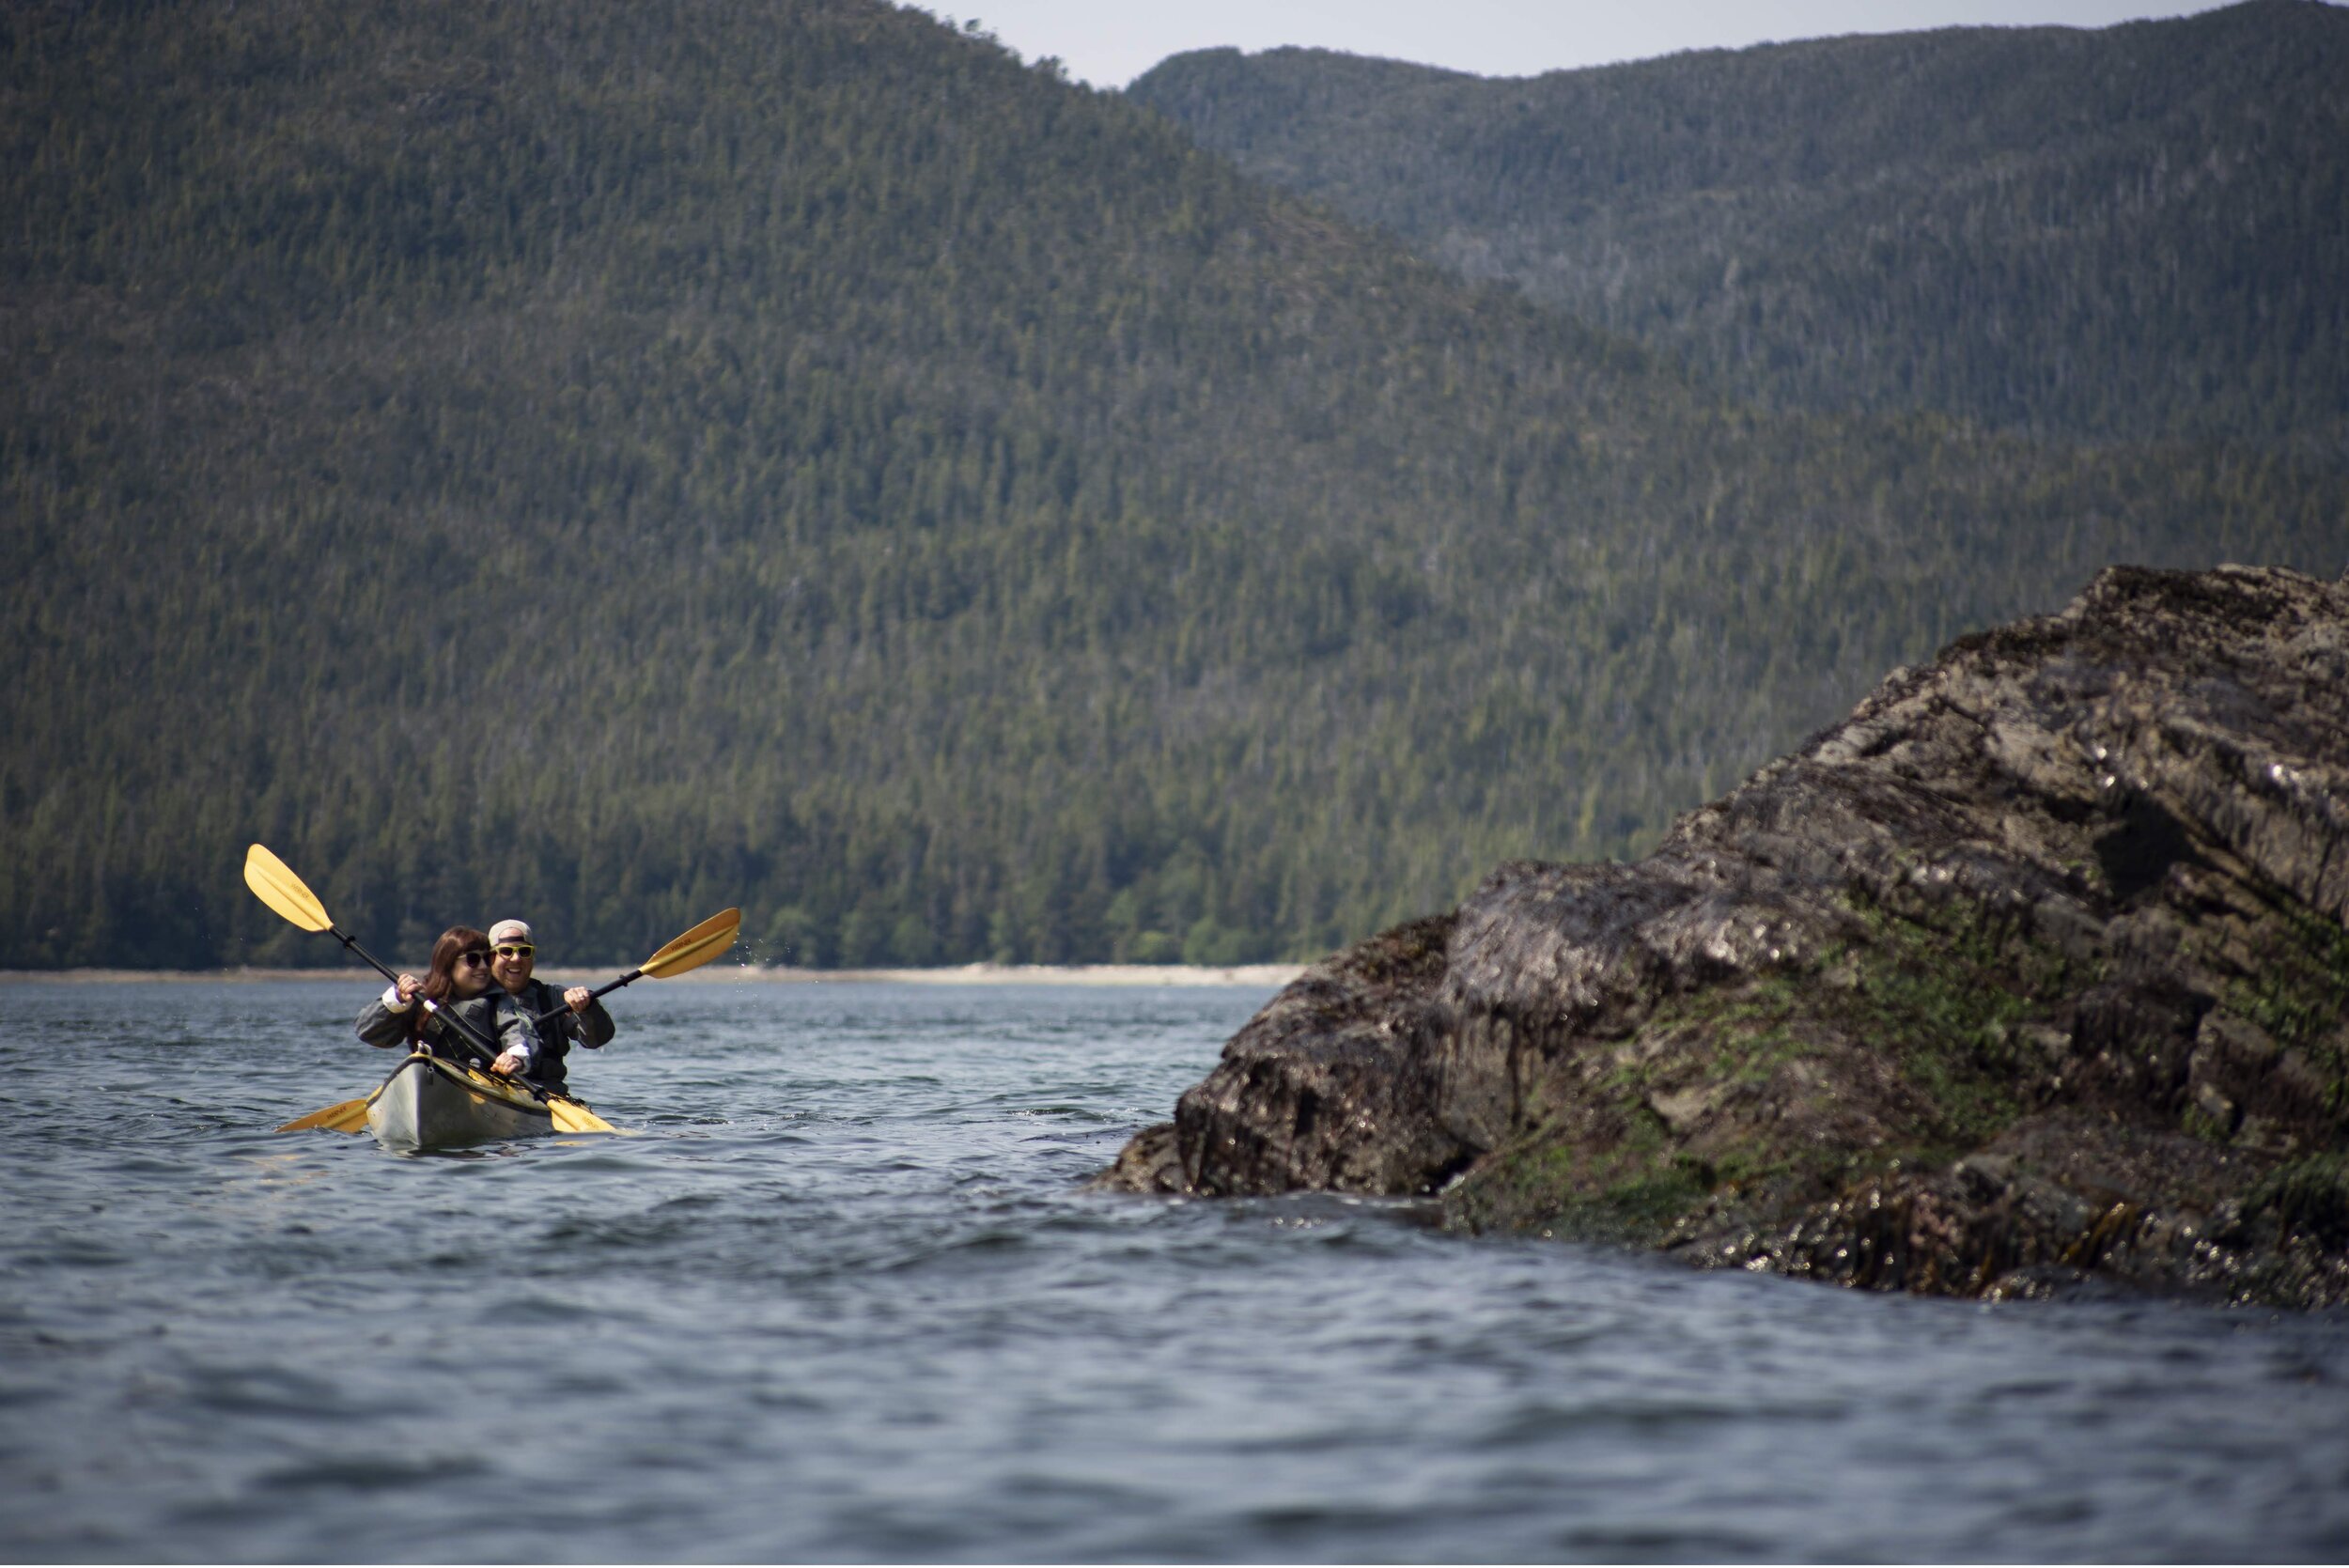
left=366, top=1053, right=556, bottom=1151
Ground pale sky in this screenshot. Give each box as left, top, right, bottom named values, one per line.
left=914, top=1, right=2234, bottom=89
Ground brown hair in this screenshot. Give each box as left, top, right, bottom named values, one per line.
left=412, top=925, right=490, bottom=1044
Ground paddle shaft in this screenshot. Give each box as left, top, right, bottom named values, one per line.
left=526, top=968, right=639, bottom=1030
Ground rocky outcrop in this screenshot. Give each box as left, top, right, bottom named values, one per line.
left=1099, top=566, right=2349, bottom=1307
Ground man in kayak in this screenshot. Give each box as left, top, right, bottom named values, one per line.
left=475, top=917, right=616, bottom=1091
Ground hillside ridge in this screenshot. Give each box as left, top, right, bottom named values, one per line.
left=1128, top=0, right=2349, bottom=449
left=6, top=0, right=2343, bottom=970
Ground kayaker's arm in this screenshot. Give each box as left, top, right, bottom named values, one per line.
left=355, top=977, right=424, bottom=1050
left=569, top=990, right=616, bottom=1049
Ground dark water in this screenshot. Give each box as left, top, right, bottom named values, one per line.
left=3, top=980, right=2346, bottom=1563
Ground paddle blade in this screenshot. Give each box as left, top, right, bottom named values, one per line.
left=638, top=908, right=741, bottom=979
left=548, top=1096, right=616, bottom=1134
left=244, top=844, right=333, bottom=932
left=277, top=1095, right=371, bottom=1134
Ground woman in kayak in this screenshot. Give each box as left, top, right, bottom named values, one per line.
left=473, top=917, right=615, bottom=1091
left=355, top=924, right=497, bottom=1064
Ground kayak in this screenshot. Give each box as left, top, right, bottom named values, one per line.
left=275, top=1050, right=618, bottom=1149
left=363, top=1052, right=598, bottom=1152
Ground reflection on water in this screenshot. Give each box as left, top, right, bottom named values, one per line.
left=2, top=980, right=2346, bottom=1561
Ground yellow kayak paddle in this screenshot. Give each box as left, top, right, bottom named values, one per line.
left=244, top=842, right=506, bottom=1066
left=277, top=1094, right=374, bottom=1134
left=523, top=906, right=743, bottom=1029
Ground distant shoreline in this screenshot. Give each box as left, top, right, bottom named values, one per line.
left=0, top=962, right=1305, bottom=989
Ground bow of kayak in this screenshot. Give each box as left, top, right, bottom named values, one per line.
left=366, top=1052, right=560, bottom=1150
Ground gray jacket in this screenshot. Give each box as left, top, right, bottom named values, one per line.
left=354, top=986, right=498, bottom=1068
left=440, top=980, right=615, bottom=1090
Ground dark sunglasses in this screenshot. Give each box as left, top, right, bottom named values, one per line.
left=455, top=949, right=491, bottom=967
left=494, top=943, right=535, bottom=958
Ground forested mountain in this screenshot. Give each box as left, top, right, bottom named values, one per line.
left=4, top=0, right=2342, bottom=971
left=1128, top=1, right=2349, bottom=450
